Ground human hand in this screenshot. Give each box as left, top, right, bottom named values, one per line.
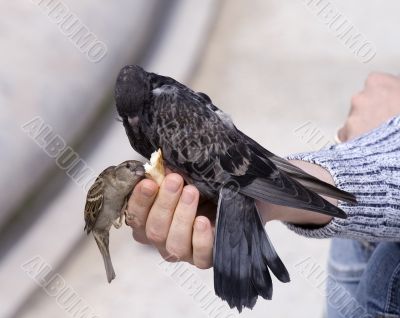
left=126, top=173, right=214, bottom=269
left=338, top=72, right=400, bottom=142
left=126, top=164, right=336, bottom=267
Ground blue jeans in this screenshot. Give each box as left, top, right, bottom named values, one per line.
left=327, top=238, right=400, bottom=318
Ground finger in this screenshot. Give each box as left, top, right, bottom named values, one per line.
left=145, top=174, right=183, bottom=247
left=127, top=179, right=158, bottom=243
left=131, top=228, right=150, bottom=245
left=192, top=216, right=214, bottom=269
left=350, top=91, right=369, bottom=111
left=165, top=185, right=199, bottom=262
left=127, top=179, right=158, bottom=229
left=365, top=72, right=386, bottom=88
left=337, top=126, right=347, bottom=143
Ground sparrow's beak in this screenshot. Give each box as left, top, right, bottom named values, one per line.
left=134, top=164, right=145, bottom=177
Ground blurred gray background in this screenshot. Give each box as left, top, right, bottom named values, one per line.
left=1, top=0, right=399, bottom=317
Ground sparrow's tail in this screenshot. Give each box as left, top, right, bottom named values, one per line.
left=93, top=231, right=116, bottom=283
left=214, top=187, right=290, bottom=312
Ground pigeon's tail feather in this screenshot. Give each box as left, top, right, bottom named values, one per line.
left=241, top=175, right=348, bottom=219
left=244, top=137, right=356, bottom=203
left=292, top=177, right=356, bottom=203
left=93, top=231, right=116, bottom=283
left=268, top=155, right=357, bottom=203
left=214, top=188, right=289, bottom=312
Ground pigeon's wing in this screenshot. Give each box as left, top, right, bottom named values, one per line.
left=240, top=169, right=348, bottom=219
left=146, top=85, right=240, bottom=172
left=146, top=87, right=348, bottom=218
left=241, top=132, right=357, bottom=203
left=84, top=168, right=114, bottom=234
left=218, top=140, right=348, bottom=219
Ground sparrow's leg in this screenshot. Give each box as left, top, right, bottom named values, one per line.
left=113, top=199, right=128, bottom=229
left=113, top=217, right=123, bottom=229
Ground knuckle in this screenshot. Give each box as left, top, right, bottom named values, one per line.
left=155, top=197, right=174, bottom=212
left=173, top=212, right=192, bottom=228
left=134, top=193, right=153, bottom=209
left=366, top=72, right=384, bottom=87
left=165, top=242, right=189, bottom=261
left=128, top=197, right=147, bottom=214
left=154, top=190, right=179, bottom=212
left=350, top=93, right=363, bottom=108
left=126, top=206, right=146, bottom=229
left=129, top=217, right=144, bottom=230
left=194, top=242, right=208, bottom=255
left=133, top=197, right=149, bottom=209
left=145, top=227, right=165, bottom=244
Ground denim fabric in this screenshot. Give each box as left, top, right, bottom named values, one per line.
left=327, top=238, right=400, bottom=318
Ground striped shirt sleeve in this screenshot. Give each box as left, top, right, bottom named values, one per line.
left=285, top=116, right=400, bottom=242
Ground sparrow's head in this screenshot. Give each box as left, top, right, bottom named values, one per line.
left=115, top=160, right=145, bottom=188
left=115, top=65, right=151, bottom=117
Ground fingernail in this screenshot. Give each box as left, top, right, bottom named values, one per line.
left=195, top=218, right=207, bottom=231
left=141, top=183, right=155, bottom=197
left=181, top=188, right=195, bottom=205
left=165, top=175, right=181, bottom=193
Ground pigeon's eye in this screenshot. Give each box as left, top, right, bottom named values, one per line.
left=126, top=163, right=131, bottom=169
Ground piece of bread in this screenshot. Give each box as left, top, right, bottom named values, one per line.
left=144, top=149, right=165, bottom=186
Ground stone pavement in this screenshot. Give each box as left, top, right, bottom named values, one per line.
left=6, top=0, right=400, bottom=318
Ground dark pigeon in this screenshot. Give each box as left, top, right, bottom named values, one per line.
left=115, top=65, right=356, bottom=312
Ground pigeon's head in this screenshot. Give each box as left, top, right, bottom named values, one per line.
left=115, top=65, right=150, bottom=117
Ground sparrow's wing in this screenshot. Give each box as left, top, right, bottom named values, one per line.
left=146, top=87, right=348, bottom=218
left=84, top=168, right=113, bottom=234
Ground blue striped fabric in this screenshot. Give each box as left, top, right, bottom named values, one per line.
left=286, top=116, right=400, bottom=241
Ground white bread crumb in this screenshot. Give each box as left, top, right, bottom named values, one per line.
left=144, top=149, right=165, bottom=186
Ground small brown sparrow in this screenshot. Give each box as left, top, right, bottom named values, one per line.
left=84, top=160, right=145, bottom=283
